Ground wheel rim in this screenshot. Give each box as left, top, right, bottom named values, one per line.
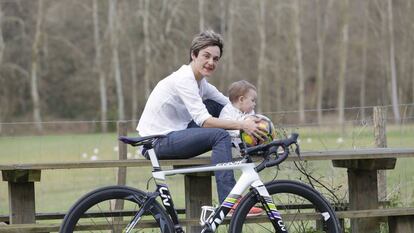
left=238, top=193, right=335, bottom=232
left=64, top=192, right=169, bottom=232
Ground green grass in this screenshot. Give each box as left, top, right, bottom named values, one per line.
left=1, top=124, right=414, bottom=217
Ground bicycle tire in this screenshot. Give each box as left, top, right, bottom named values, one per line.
left=229, top=180, right=341, bottom=233
left=59, top=185, right=174, bottom=233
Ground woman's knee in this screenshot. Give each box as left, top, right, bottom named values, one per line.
left=214, top=128, right=231, bottom=142
left=212, top=129, right=232, bottom=155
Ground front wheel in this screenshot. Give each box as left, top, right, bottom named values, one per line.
left=59, top=185, right=174, bottom=232
left=229, top=180, right=341, bottom=233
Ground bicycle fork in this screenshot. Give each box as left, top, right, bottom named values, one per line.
left=200, top=196, right=237, bottom=233
left=252, top=182, right=288, bottom=233
left=123, top=192, right=159, bottom=233
left=200, top=183, right=289, bottom=233
left=124, top=184, right=184, bottom=233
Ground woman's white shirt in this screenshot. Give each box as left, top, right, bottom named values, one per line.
left=137, top=64, right=229, bottom=136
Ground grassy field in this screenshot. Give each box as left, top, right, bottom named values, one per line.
left=1, top=124, right=414, bottom=217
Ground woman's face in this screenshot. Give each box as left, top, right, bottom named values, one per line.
left=191, top=46, right=221, bottom=79
left=239, top=89, right=257, bottom=113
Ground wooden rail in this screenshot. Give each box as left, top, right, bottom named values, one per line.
left=2, top=147, right=414, bottom=171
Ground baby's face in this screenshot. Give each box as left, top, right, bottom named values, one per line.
left=239, top=89, right=257, bottom=113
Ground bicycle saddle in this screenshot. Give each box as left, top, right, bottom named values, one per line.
left=119, top=135, right=166, bottom=148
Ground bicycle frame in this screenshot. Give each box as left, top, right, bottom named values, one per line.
left=125, top=148, right=287, bottom=233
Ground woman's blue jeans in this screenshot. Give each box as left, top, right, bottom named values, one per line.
left=153, top=100, right=236, bottom=203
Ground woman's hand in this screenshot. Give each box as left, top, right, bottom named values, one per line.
left=241, top=117, right=268, bottom=141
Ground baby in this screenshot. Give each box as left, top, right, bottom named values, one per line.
left=219, top=80, right=257, bottom=152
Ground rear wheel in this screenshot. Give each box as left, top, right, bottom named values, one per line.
left=229, top=180, right=341, bottom=233
left=59, top=186, right=174, bottom=232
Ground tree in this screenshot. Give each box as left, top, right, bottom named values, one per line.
left=0, top=4, right=4, bottom=133
left=129, top=41, right=138, bottom=127
left=316, top=0, right=332, bottom=125
left=141, top=0, right=151, bottom=99
left=92, top=0, right=108, bottom=132
left=108, top=0, right=125, bottom=120
left=225, top=0, right=236, bottom=86
left=218, top=0, right=228, bottom=91
left=396, top=1, right=414, bottom=111
left=387, top=0, right=400, bottom=124
left=293, top=0, right=305, bottom=123
left=30, top=0, right=45, bottom=132
left=256, top=0, right=267, bottom=113
left=198, top=0, right=205, bottom=31
left=337, top=0, right=349, bottom=129
left=270, top=1, right=282, bottom=113
left=219, top=0, right=226, bottom=35
left=359, top=0, right=368, bottom=121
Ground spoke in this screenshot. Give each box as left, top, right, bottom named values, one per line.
left=255, top=223, right=274, bottom=232
left=97, top=202, right=115, bottom=231
left=88, top=217, right=103, bottom=233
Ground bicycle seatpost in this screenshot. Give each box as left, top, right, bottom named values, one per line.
left=145, top=148, right=162, bottom=171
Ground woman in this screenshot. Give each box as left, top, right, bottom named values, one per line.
left=137, top=30, right=264, bottom=215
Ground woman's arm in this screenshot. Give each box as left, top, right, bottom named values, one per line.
left=203, top=81, right=230, bottom=106
left=202, top=117, right=266, bottom=139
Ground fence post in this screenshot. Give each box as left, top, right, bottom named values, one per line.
left=113, top=121, right=128, bottom=229
left=374, top=106, right=387, bottom=202
left=117, top=121, right=128, bottom=186
left=2, top=170, right=40, bottom=224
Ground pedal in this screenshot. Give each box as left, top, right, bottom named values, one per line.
left=199, top=206, right=216, bottom=226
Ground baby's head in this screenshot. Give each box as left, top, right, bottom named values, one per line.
left=228, top=80, right=257, bottom=113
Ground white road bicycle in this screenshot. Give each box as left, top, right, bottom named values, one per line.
left=59, top=133, right=341, bottom=233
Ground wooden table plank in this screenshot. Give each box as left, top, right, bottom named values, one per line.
left=336, top=208, right=414, bottom=218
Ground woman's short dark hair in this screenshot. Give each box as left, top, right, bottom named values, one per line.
left=189, top=30, right=224, bottom=62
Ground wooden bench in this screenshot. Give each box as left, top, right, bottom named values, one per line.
left=2, top=148, right=414, bottom=232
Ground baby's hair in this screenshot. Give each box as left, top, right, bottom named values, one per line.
left=228, top=80, right=257, bottom=103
